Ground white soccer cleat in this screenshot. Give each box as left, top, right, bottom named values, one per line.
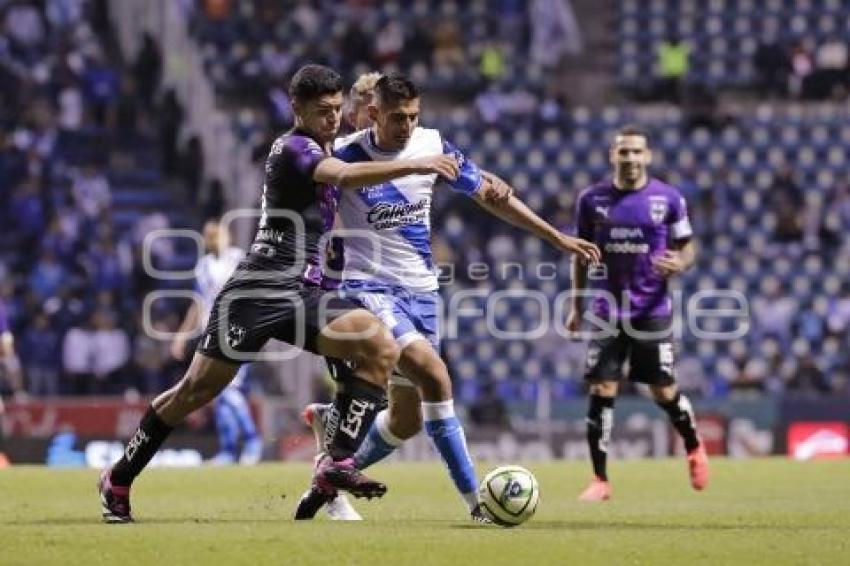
left=325, top=493, right=363, bottom=521
left=239, top=437, right=263, bottom=465
left=207, top=452, right=236, bottom=466
left=302, top=403, right=329, bottom=451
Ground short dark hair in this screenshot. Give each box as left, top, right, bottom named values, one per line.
left=616, top=124, right=650, bottom=142
left=288, top=64, right=343, bottom=101
left=374, top=73, right=420, bottom=107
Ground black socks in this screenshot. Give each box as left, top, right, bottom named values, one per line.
left=109, top=406, right=173, bottom=486
left=586, top=394, right=615, bottom=481
left=657, top=392, right=700, bottom=452
left=323, top=376, right=386, bottom=461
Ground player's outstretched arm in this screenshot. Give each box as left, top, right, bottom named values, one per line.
left=479, top=170, right=513, bottom=204
left=314, top=155, right=459, bottom=190
left=472, top=177, right=601, bottom=265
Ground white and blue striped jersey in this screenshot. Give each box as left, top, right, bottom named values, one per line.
left=332, top=127, right=483, bottom=292
left=195, top=247, right=245, bottom=327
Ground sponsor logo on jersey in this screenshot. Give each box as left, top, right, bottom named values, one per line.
left=649, top=196, right=668, bottom=224
left=605, top=241, right=650, bottom=254
left=366, top=199, right=429, bottom=230
left=227, top=323, right=247, bottom=348
left=609, top=227, right=644, bottom=239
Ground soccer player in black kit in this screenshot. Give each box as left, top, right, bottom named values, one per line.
left=97, top=64, right=461, bottom=523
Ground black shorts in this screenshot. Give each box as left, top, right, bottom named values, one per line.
left=583, top=317, right=677, bottom=386
left=197, top=254, right=361, bottom=364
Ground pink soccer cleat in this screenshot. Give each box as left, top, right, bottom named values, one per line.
left=687, top=445, right=710, bottom=491
left=577, top=476, right=611, bottom=502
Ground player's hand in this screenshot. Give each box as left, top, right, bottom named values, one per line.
left=565, top=308, right=583, bottom=336
left=170, top=338, right=186, bottom=361
left=415, top=155, right=459, bottom=180
left=480, top=172, right=513, bottom=204
left=559, top=235, right=601, bottom=265
left=652, top=250, right=686, bottom=278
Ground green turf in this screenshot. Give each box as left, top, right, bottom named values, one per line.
left=1, top=458, right=848, bottom=565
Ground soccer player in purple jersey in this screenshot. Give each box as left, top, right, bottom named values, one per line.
left=567, top=125, right=709, bottom=501
left=97, top=64, right=463, bottom=523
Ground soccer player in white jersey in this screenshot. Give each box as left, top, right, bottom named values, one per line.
left=171, top=219, right=263, bottom=465
left=297, top=73, right=600, bottom=521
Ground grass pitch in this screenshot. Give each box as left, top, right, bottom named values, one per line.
left=1, top=458, right=848, bottom=565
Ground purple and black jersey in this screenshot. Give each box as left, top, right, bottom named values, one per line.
left=575, top=177, right=693, bottom=320
left=254, top=129, right=338, bottom=285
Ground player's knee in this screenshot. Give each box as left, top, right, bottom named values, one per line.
left=590, top=382, right=618, bottom=397
left=389, top=409, right=422, bottom=440
left=650, top=384, right=677, bottom=403
left=358, top=333, right=400, bottom=378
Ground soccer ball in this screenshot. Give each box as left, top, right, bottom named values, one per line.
left=477, top=465, right=540, bottom=527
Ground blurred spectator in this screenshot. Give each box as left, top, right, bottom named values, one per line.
left=727, top=341, right=767, bottom=394
left=787, top=353, right=832, bottom=395
left=180, top=135, right=204, bottom=198
left=133, top=211, right=174, bottom=267
left=340, top=22, right=373, bottom=71
left=751, top=276, right=798, bottom=346
left=202, top=178, right=226, bottom=221
left=89, top=310, right=130, bottom=393
left=826, top=286, right=850, bottom=338
left=769, top=167, right=804, bottom=244
left=28, top=250, right=66, bottom=299
left=114, top=73, right=140, bottom=134
left=530, top=0, right=583, bottom=68
left=84, top=231, right=131, bottom=293
left=62, top=317, right=93, bottom=394
left=11, top=179, right=46, bottom=243
left=57, top=77, right=84, bottom=130
left=656, top=35, right=690, bottom=103
left=82, top=54, right=120, bottom=127
left=400, top=21, right=433, bottom=68
left=203, top=0, right=233, bottom=20
left=753, top=33, right=789, bottom=98
left=20, top=311, right=61, bottom=396
left=373, top=20, right=404, bottom=66
left=132, top=33, right=162, bottom=110
left=41, top=216, right=78, bottom=265
left=811, top=36, right=848, bottom=99
left=133, top=316, right=173, bottom=394
left=292, top=0, right=320, bottom=38
left=788, top=40, right=814, bottom=98
left=71, top=163, right=111, bottom=219
left=46, top=0, right=85, bottom=30
left=479, top=42, right=506, bottom=84
left=159, top=89, right=183, bottom=175
left=4, top=1, right=46, bottom=52
left=432, top=19, right=465, bottom=69
left=469, top=382, right=510, bottom=428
